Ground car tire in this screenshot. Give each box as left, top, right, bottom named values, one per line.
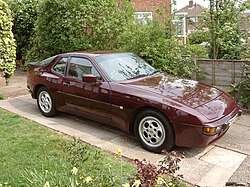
left=134, top=109, right=174, bottom=153
left=37, top=87, right=57, bottom=117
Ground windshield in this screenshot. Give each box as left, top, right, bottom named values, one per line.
left=95, top=53, right=156, bottom=81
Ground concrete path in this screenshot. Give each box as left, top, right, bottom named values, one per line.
left=0, top=94, right=249, bottom=187
left=0, top=69, right=28, bottom=98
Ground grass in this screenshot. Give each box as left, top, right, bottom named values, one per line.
left=0, top=108, right=135, bottom=186
left=0, top=94, right=4, bottom=100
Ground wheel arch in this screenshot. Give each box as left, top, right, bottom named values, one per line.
left=33, top=84, right=48, bottom=99
left=129, top=106, right=175, bottom=138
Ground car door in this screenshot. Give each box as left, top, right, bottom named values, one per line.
left=61, top=56, right=111, bottom=124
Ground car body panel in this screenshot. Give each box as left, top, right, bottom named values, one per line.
left=123, top=75, right=223, bottom=108
left=61, top=76, right=112, bottom=125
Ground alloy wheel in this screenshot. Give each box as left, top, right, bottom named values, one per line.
left=38, top=90, right=52, bottom=113
left=138, top=116, right=166, bottom=148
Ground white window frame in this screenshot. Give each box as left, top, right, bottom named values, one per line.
left=134, top=12, right=153, bottom=24
left=172, top=12, right=188, bottom=45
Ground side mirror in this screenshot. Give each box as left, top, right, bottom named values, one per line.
left=82, top=74, right=98, bottom=83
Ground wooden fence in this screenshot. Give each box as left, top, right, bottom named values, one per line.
left=195, top=59, right=250, bottom=86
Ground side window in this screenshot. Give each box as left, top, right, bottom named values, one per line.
left=67, top=57, right=101, bottom=80
left=53, top=57, right=67, bottom=75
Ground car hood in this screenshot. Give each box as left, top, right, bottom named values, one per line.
left=122, top=74, right=235, bottom=120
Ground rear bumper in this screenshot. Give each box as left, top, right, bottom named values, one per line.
left=173, top=106, right=241, bottom=148
left=27, top=85, right=35, bottom=99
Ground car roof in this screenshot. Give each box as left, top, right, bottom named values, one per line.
left=63, top=50, right=129, bottom=57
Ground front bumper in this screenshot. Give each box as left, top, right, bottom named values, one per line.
left=173, top=106, right=241, bottom=148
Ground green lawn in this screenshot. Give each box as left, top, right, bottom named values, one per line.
left=0, top=108, right=135, bottom=186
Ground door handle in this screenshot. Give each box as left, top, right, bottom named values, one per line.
left=63, top=82, right=71, bottom=86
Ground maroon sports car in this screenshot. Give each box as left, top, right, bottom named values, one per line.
left=27, top=51, right=241, bottom=153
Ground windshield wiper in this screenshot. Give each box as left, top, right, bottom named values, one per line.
left=150, top=70, right=160, bottom=75
left=129, top=74, right=148, bottom=80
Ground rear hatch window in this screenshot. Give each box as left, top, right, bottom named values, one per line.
left=29, top=55, right=57, bottom=66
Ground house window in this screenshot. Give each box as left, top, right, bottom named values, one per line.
left=189, top=17, right=197, bottom=23
left=172, top=15, right=185, bottom=36
left=173, top=20, right=184, bottom=36
left=188, top=28, right=195, bottom=34
left=134, top=12, right=153, bottom=24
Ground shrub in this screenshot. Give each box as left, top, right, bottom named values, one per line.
left=117, top=18, right=202, bottom=78
left=230, top=63, right=250, bottom=109
left=27, top=0, right=133, bottom=62
left=184, top=44, right=209, bottom=59
left=4, top=0, right=38, bottom=62
left=0, top=0, right=16, bottom=79
left=127, top=151, right=185, bottom=187
left=188, top=30, right=210, bottom=45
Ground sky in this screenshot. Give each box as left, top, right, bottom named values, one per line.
left=174, top=0, right=210, bottom=10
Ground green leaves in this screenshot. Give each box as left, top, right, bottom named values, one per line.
left=188, top=30, right=210, bottom=45
left=117, top=16, right=202, bottom=79
left=26, top=0, right=134, bottom=62
left=205, top=0, right=247, bottom=59
left=230, top=63, right=250, bottom=109
left=0, top=0, right=16, bottom=79
left=4, top=0, right=38, bottom=61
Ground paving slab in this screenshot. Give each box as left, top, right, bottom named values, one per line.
left=176, top=146, right=247, bottom=187
left=197, top=165, right=236, bottom=187
left=177, top=157, right=214, bottom=185
left=215, top=121, right=250, bottom=155
left=200, top=147, right=247, bottom=170
left=235, top=114, right=250, bottom=128
left=0, top=94, right=249, bottom=187
left=228, top=156, right=250, bottom=184
left=176, top=145, right=216, bottom=159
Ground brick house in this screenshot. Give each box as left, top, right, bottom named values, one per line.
left=173, top=0, right=206, bottom=45
left=177, top=0, right=206, bottom=34
left=130, top=0, right=171, bottom=23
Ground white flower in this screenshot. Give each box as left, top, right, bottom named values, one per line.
left=43, top=181, right=50, bottom=187
left=85, top=176, right=92, bottom=184
left=71, top=167, right=78, bottom=175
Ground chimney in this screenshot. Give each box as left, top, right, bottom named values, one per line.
left=189, top=0, right=194, bottom=8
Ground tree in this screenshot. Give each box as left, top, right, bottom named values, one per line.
left=0, top=0, right=16, bottom=79
left=188, top=30, right=210, bottom=45
left=206, top=0, right=250, bottom=59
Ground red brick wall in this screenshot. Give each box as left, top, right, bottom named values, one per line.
left=131, top=0, right=171, bottom=18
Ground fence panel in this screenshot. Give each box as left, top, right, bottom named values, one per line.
left=197, top=59, right=250, bottom=86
